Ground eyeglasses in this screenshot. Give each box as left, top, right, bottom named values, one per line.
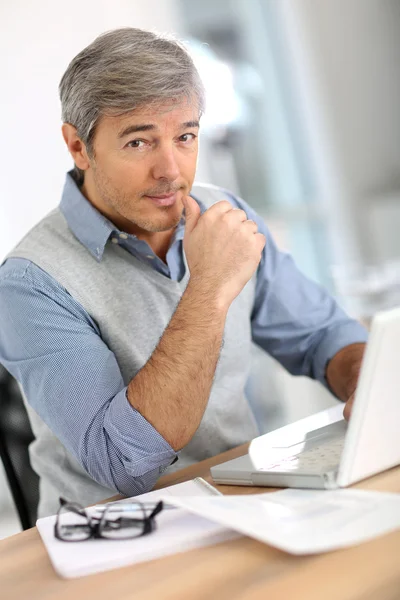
left=54, top=497, right=164, bottom=542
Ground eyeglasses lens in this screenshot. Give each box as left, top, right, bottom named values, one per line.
left=99, top=502, right=147, bottom=540
left=57, top=503, right=92, bottom=541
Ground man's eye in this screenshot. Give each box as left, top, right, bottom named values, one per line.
left=179, top=133, right=196, bottom=143
left=127, top=139, right=145, bottom=148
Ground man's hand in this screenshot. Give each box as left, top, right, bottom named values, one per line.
left=182, top=196, right=266, bottom=311
left=325, top=343, right=366, bottom=421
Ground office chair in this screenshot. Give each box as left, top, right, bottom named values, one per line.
left=0, top=366, right=39, bottom=530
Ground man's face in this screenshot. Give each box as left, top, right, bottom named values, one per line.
left=82, top=101, right=200, bottom=236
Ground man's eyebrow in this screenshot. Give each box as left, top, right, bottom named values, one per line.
left=118, top=121, right=200, bottom=139
left=182, top=120, right=200, bottom=129
left=118, top=124, right=155, bottom=138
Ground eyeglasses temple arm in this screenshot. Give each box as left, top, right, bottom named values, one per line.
left=149, top=500, right=164, bottom=520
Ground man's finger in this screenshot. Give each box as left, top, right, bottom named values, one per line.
left=343, top=392, right=355, bottom=421
left=206, top=200, right=236, bottom=216
left=182, top=195, right=201, bottom=235
left=230, top=208, right=248, bottom=222
left=243, top=219, right=258, bottom=233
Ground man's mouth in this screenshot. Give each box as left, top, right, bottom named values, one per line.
left=144, top=192, right=178, bottom=207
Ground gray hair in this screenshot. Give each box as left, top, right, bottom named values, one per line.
left=59, top=28, right=205, bottom=183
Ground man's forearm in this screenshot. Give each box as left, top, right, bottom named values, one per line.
left=127, top=282, right=228, bottom=451
left=326, top=342, right=366, bottom=402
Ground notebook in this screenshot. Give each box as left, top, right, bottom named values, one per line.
left=36, top=478, right=240, bottom=578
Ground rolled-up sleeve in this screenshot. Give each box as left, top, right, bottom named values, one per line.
left=226, top=194, right=368, bottom=387
left=0, top=258, right=177, bottom=497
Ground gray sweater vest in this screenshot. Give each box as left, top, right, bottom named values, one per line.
left=8, top=183, right=259, bottom=516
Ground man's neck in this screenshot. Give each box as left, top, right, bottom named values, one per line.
left=137, top=229, right=176, bottom=263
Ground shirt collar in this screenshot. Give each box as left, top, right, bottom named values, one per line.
left=60, top=171, right=115, bottom=261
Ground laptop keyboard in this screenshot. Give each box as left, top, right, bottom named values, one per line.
left=260, top=436, right=345, bottom=474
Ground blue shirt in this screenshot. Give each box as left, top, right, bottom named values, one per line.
left=0, top=173, right=368, bottom=496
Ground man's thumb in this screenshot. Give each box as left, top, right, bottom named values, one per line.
left=182, top=195, right=201, bottom=235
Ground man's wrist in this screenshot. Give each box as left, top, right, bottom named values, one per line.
left=185, top=279, right=230, bottom=316
left=326, top=343, right=366, bottom=402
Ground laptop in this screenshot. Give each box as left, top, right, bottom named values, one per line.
left=211, top=306, right=400, bottom=490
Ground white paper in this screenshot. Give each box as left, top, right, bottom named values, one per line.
left=36, top=479, right=239, bottom=578
left=117, top=477, right=222, bottom=503
left=163, top=488, right=400, bottom=555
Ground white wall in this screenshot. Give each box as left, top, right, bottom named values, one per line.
left=276, top=0, right=400, bottom=269
left=0, top=0, right=183, bottom=261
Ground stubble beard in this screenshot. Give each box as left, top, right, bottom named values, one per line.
left=93, top=168, right=184, bottom=233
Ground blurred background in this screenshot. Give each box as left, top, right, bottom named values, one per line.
left=1, top=0, right=400, bottom=536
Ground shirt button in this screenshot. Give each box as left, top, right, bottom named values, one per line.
left=119, top=233, right=128, bottom=240
left=111, top=238, right=119, bottom=244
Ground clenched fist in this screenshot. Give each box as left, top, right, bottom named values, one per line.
left=182, top=196, right=266, bottom=311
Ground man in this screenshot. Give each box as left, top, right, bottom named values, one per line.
left=0, top=28, right=367, bottom=517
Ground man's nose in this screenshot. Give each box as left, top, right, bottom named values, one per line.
left=151, top=145, right=180, bottom=181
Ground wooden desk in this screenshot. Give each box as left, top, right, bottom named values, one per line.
left=1, top=443, right=400, bottom=600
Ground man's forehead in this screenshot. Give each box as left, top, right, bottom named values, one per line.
left=104, top=101, right=200, bottom=133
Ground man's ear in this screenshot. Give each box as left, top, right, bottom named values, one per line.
left=62, top=123, right=91, bottom=171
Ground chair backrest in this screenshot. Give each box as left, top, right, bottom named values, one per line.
left=0, top=366, right=39, bottom=530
